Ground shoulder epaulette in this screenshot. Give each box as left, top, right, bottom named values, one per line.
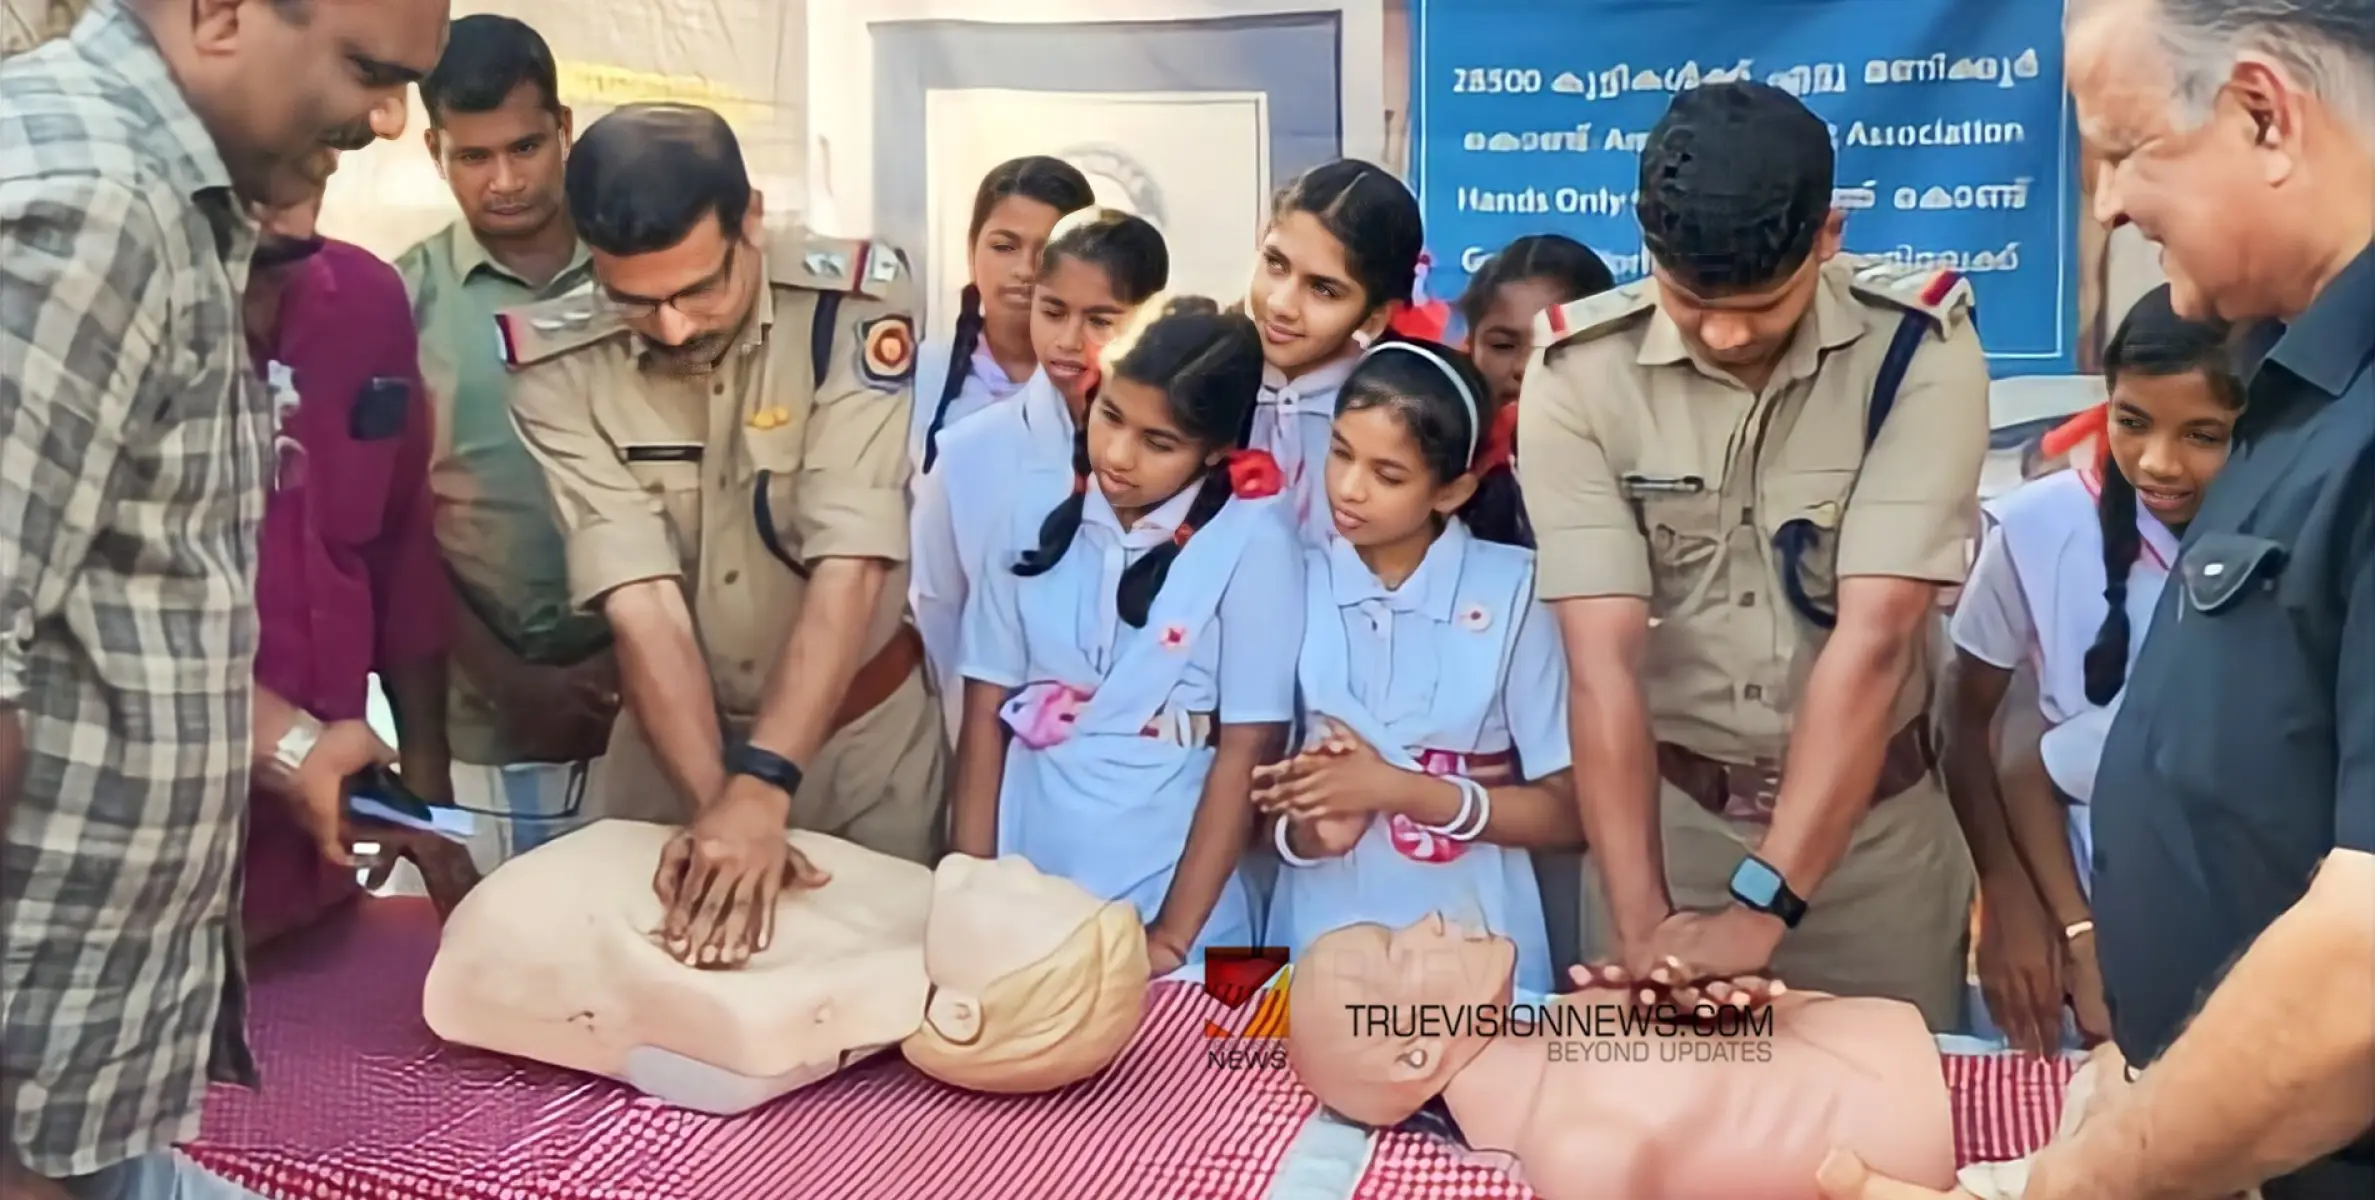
left=494, top=290, right=627, bottom=369
left=1535, top=280, right=1656, bottom=354
left=769, top=227, right=908, bottom=301
left=1844, top=256, right=1976, bottom=331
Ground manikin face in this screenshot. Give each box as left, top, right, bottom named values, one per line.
left=1286, top=915, right=1517, bottom=1125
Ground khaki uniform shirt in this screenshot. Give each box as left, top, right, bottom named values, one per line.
left=394, top=221, right=607, bottom=765
left=1518, top=256, right=1988, bottom=765
left=500, top=225, right=918, bottom=719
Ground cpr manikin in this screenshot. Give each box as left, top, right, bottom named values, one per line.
left=422, top=821, right=1148, bottom=1112
left=1288, top=916, right=1958, bottom=1200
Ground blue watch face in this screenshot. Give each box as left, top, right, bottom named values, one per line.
left=1730, top=857, right=1784, bottom=907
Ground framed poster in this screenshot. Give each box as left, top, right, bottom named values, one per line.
left=922, top=89, right=1270, bottom=318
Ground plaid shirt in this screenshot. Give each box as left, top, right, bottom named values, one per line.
left=0, top=3, right=268, bottom=1177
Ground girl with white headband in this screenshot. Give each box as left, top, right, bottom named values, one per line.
left=1252, top=336, right=1580, bottom=994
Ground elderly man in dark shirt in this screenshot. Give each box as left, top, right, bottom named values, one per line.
left=2022, top=1, right=2373, bottom=1197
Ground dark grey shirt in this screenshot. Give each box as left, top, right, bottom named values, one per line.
left=2091, top=245, right=2375, bottom=1199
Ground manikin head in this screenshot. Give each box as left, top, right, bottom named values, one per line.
left=1286, top=915, right=1518, bottom=1126
left=904, top=855, right=1150, bottom=1093
left=2066, top=0, right=2375, bottom=322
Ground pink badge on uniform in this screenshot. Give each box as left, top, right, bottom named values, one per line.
left=1158, top=623, right=1191, bottom=653
left=1457, top=602, right=1491, bottom=632
left=1000, top=681, right=1091, bottom=749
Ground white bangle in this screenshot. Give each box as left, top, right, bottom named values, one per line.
left=1419, top=775, right=1477, bottom=838
left=1447, top=776, right=1492, bottom=842
left=1274, top=817, right=1321, bottom=867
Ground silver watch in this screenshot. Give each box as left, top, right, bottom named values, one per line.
left=271, top=712, right=324, bottom=776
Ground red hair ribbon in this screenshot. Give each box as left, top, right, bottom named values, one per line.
left=2040, top=403, right=2110, bottom=465
left=1473, top=401, right=1521, bottom=476
left=1172, top=524, right=1195, bottom=547
left=1226, top=448, right=1287, bottom=500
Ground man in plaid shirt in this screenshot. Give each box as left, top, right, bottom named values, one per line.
left=0, top=1, right=448, bottom=1195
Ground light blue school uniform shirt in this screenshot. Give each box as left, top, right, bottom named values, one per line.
left=907, top=335, right=1031, bottom=472
left=1249, top=354, right=1356, bottom=545
left=960, top=478, right=1305, bottom=959
left=1266, top=520, right=1569, bottom=994
left=909, top=369, right=1073, bottom=730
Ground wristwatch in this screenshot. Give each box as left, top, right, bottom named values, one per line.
left=1728, top=854, right=1809, bottom=928
left=724, top=742, right=804, bottom=800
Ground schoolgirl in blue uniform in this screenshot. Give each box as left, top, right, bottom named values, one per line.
left=1254, top=338, right=1580, bottom=995
left=907, top=156, right=1094, bottom=472
left=953, top=300, right=1303, bottom=976
left=1243, top=160, right=1425, bottom=543
left=912, top=211, right=1169, bottom=725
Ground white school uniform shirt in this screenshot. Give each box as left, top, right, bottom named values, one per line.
left=1950, top=466, right=2179, bottom=897
left=1265, top=520, right=1569, bottom=995
left=960, top=478, right=1305, bottom=960
left=907, top=335, right=1033, bottom=472
left=1249, top=353, right=1357, bottom=545
left=910, top=370, right=1075, bottom=734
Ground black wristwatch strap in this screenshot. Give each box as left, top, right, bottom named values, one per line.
left=724, top=742, right=804, bottom=799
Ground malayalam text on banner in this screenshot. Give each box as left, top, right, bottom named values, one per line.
left=1411, top=0, right=2079, bottom=376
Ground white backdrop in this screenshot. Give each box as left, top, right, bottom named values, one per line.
left=922, top=89, right=1270, bottom=319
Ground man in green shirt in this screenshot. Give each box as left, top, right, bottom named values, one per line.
left=395, top=14, right=615, bottom=859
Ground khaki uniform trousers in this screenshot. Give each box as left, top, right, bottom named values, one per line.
left=587, top=669, right=947, bottom=864
left=1578, top=772, right=1976, bottom=1030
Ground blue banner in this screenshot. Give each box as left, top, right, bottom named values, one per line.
left=1412, top=0, right=2079, bottom=376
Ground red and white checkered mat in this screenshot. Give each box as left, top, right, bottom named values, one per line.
left=1346, top=1049, right=2080, bottom=1199
left=184, top=897, right=1312, bottom=1200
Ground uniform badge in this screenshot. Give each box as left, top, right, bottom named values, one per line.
left=867, top=243, right=903, bottom=286
left=805, top=250, right=849, bottom=281
left=748, top=406, right=792, bottom=431
left=857, top=315, right=917, bottom=390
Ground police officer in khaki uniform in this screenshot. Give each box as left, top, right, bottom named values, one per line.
left=1519, top=82, right=1987, bottom=1027
left=498, top=104, right=943, bottom=967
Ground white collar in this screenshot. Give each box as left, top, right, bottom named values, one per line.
left=1084, top=473, right=1204, bottom=548
left=1261, top=351, right=1360, bottom=402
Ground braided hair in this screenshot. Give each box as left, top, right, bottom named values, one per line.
left=919, top=156, right=1095, bottom=471
left=1012, top=297, right=1267, bottom=627
left=2081, top=284, right=2241, bottom=705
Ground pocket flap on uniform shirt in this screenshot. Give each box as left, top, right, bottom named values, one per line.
left=2179, top=533, right=2287, bottom=614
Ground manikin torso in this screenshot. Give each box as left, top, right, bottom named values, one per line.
left=423, top=821, right=1117, bottom=1113
left=1291, top=919, right=1955, bottom=1200
left=1443, top=988, right=1955, bottom=1199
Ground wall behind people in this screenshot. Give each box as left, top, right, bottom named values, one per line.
left=806, top=0, right=1387, bottom=329
left=313, top=0, right=809, bottom=259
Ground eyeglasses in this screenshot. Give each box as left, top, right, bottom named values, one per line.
left=602, top=242, right=740, bottom=320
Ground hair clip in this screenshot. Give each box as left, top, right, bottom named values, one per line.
left=1171, top=524, right=1196, bottom=547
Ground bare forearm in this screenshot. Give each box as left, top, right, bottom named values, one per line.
left=949, top=680, right=1009, bottom=858
left=1759, top=623, right=1919, bottom=891
left=2070, top=855, right=2375, bottom=1197
left=1156, top=724, right=1282, bottom=945
left=606, top=583, right=727, bottom=813
left=381, top=659, right=451, bottom=801
left=1942, top=717, right=2024, bottom=879
left=1998, top=737, right=2091, bottom=925
left=746, top=558, right=887, bottom=771
left=1572, top=674, right=1669, bottom=940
